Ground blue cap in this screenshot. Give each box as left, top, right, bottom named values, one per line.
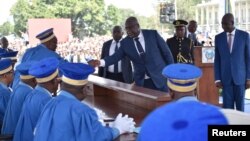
left=0, top=59, right=12, bottom=75
left=60, top=62, right=95, bottom=86
left=0, top=51, right=18, bottom=60
left=29, top=57, right=59, bottom=83
left=138, top=101, right=228, bottom=141
left=16, top=61, right=37, bottom=80
left=162, top=64, right=202, bottom=92
left=36, top=28, right=55, bottom=43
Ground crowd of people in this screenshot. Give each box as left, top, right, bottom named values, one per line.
left=5, top=35, right=110, bottom=64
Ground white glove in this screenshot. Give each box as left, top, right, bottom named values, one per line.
left=112, top=113, right=136, bottom=135
left=94, top=108, right=106, bottom=120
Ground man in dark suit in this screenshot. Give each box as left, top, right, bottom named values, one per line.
left=0, top=37, right=14, bottom=53
left=98, top=26, right=133, bottom=83
left=89, top=17, right=174, bottom=92
left=167, top=20, right=194, bottom=64
left=214, top=13, right=250, bottom=111
left=187, top=20, right=203, bottom=46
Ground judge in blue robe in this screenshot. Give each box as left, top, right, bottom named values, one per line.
left=162, top=63, right=202, bottom=102
left=1, top=61, right=37, bottom=134
left=13, top=58, right=59, bottom=141
left=12, top=28, right=65, bottom=89
left=0, top=59, right=14, bottom=131
left=34, top=62, right=135, bottom=141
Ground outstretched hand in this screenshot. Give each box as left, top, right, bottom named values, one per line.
left=88, top=60, right=100, bottom=67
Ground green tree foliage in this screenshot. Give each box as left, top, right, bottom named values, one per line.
left=10, top=0, right=127, bottom=37
left=105, top=5, right=121, bottom=34
left=52, top=0, right=109, bottom=37
left=0, top=21, right=14, bottom=36
left=10, top=0, right=203, bottom=37
left=176, top=0, right=202, bottom=20
left=11, top=0, right=55, bottom=36
left=116, top=8, right=136, bottom=28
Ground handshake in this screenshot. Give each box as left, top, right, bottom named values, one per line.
left=111, top=113, right=136, bottom=135
left=88, top=60, right=101, bottom=68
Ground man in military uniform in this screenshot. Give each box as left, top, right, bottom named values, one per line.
left=166, top=20, right=194, bottom=64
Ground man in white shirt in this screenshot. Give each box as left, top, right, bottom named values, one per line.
left=98, top=26, right=133, bottom=83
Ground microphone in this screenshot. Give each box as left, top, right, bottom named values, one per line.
left=201, top=41, right=205, bottom=45
left=209, top=41, right=213, bottom=46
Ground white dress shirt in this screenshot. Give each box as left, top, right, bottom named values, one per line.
left=108, top=39, right=122, bottom=73
left=100, top=31, right=149, bottom=79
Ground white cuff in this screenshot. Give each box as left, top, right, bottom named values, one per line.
left=215, top=80, right=221, bottom=84
left=100, top=59, right=105, bottom=67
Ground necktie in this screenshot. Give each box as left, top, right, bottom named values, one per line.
left=228, top=33, right=232, bottom=52
left=134, top=37, right=145, bottom=60
left=114, top=42, right=119, bottom=73
left=188, top=34, right=192, bottom=40
left=134, top=37, right=150, bottom=77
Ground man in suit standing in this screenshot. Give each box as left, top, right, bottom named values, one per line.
left=187, top=20, right=203, bottom=46
left=89, top=17, right=174, bottom=92
left=98, top=26, right=133, bottom=83
left=0, top=37, right=14, bottom=53
left=214, top=13, right=250, bottom=111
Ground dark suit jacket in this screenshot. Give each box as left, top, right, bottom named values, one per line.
left=214, top=29, right=250, bottom=85
left=188, top=33, right=202, bottom=46
left=98, top=39, right=133, bottom=84
left=104, top=30, right=174, bottom=91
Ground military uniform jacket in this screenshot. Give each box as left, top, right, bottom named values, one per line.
left=167, top=36, right=194, bottom=64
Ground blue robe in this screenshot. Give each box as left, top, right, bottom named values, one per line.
left=34, top=90, right=119, bottom=141
left=0, top=82, right=11, bottom=127
left=1, top=81, right=33, bottom=134
left=0, top=48, right=14, bottom=53
left=12, top=44, right=64, bottom=89
left=0, top=48, right=4, bottom=53
left=13, top=85, right=52, bottom=141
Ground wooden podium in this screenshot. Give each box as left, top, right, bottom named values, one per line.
left=193, top=46, right=219, bottom=105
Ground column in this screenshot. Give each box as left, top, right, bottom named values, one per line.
left=238, top=2, right=241, bottom=29
left=212, top=5, right=215, bottom=33
left=246, top=1, right=248, bottom=31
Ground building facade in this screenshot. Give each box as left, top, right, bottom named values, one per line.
left=196, top=0, right=250, bottom=35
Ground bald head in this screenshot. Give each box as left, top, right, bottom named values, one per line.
left=188, top=20, right=198, bottom=33
left=112, top=25, right=123, bottom=42
left=125, top=16, right=140, bottom=38
left=113, top=25, right=122, bottom=31
left=221, top=13, right=235, bottom=33
left=126, top=17, right=139, bottom=24
left=0, top=37, right=9, bottom=49
left=222, top=13, right=234, bottom=22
